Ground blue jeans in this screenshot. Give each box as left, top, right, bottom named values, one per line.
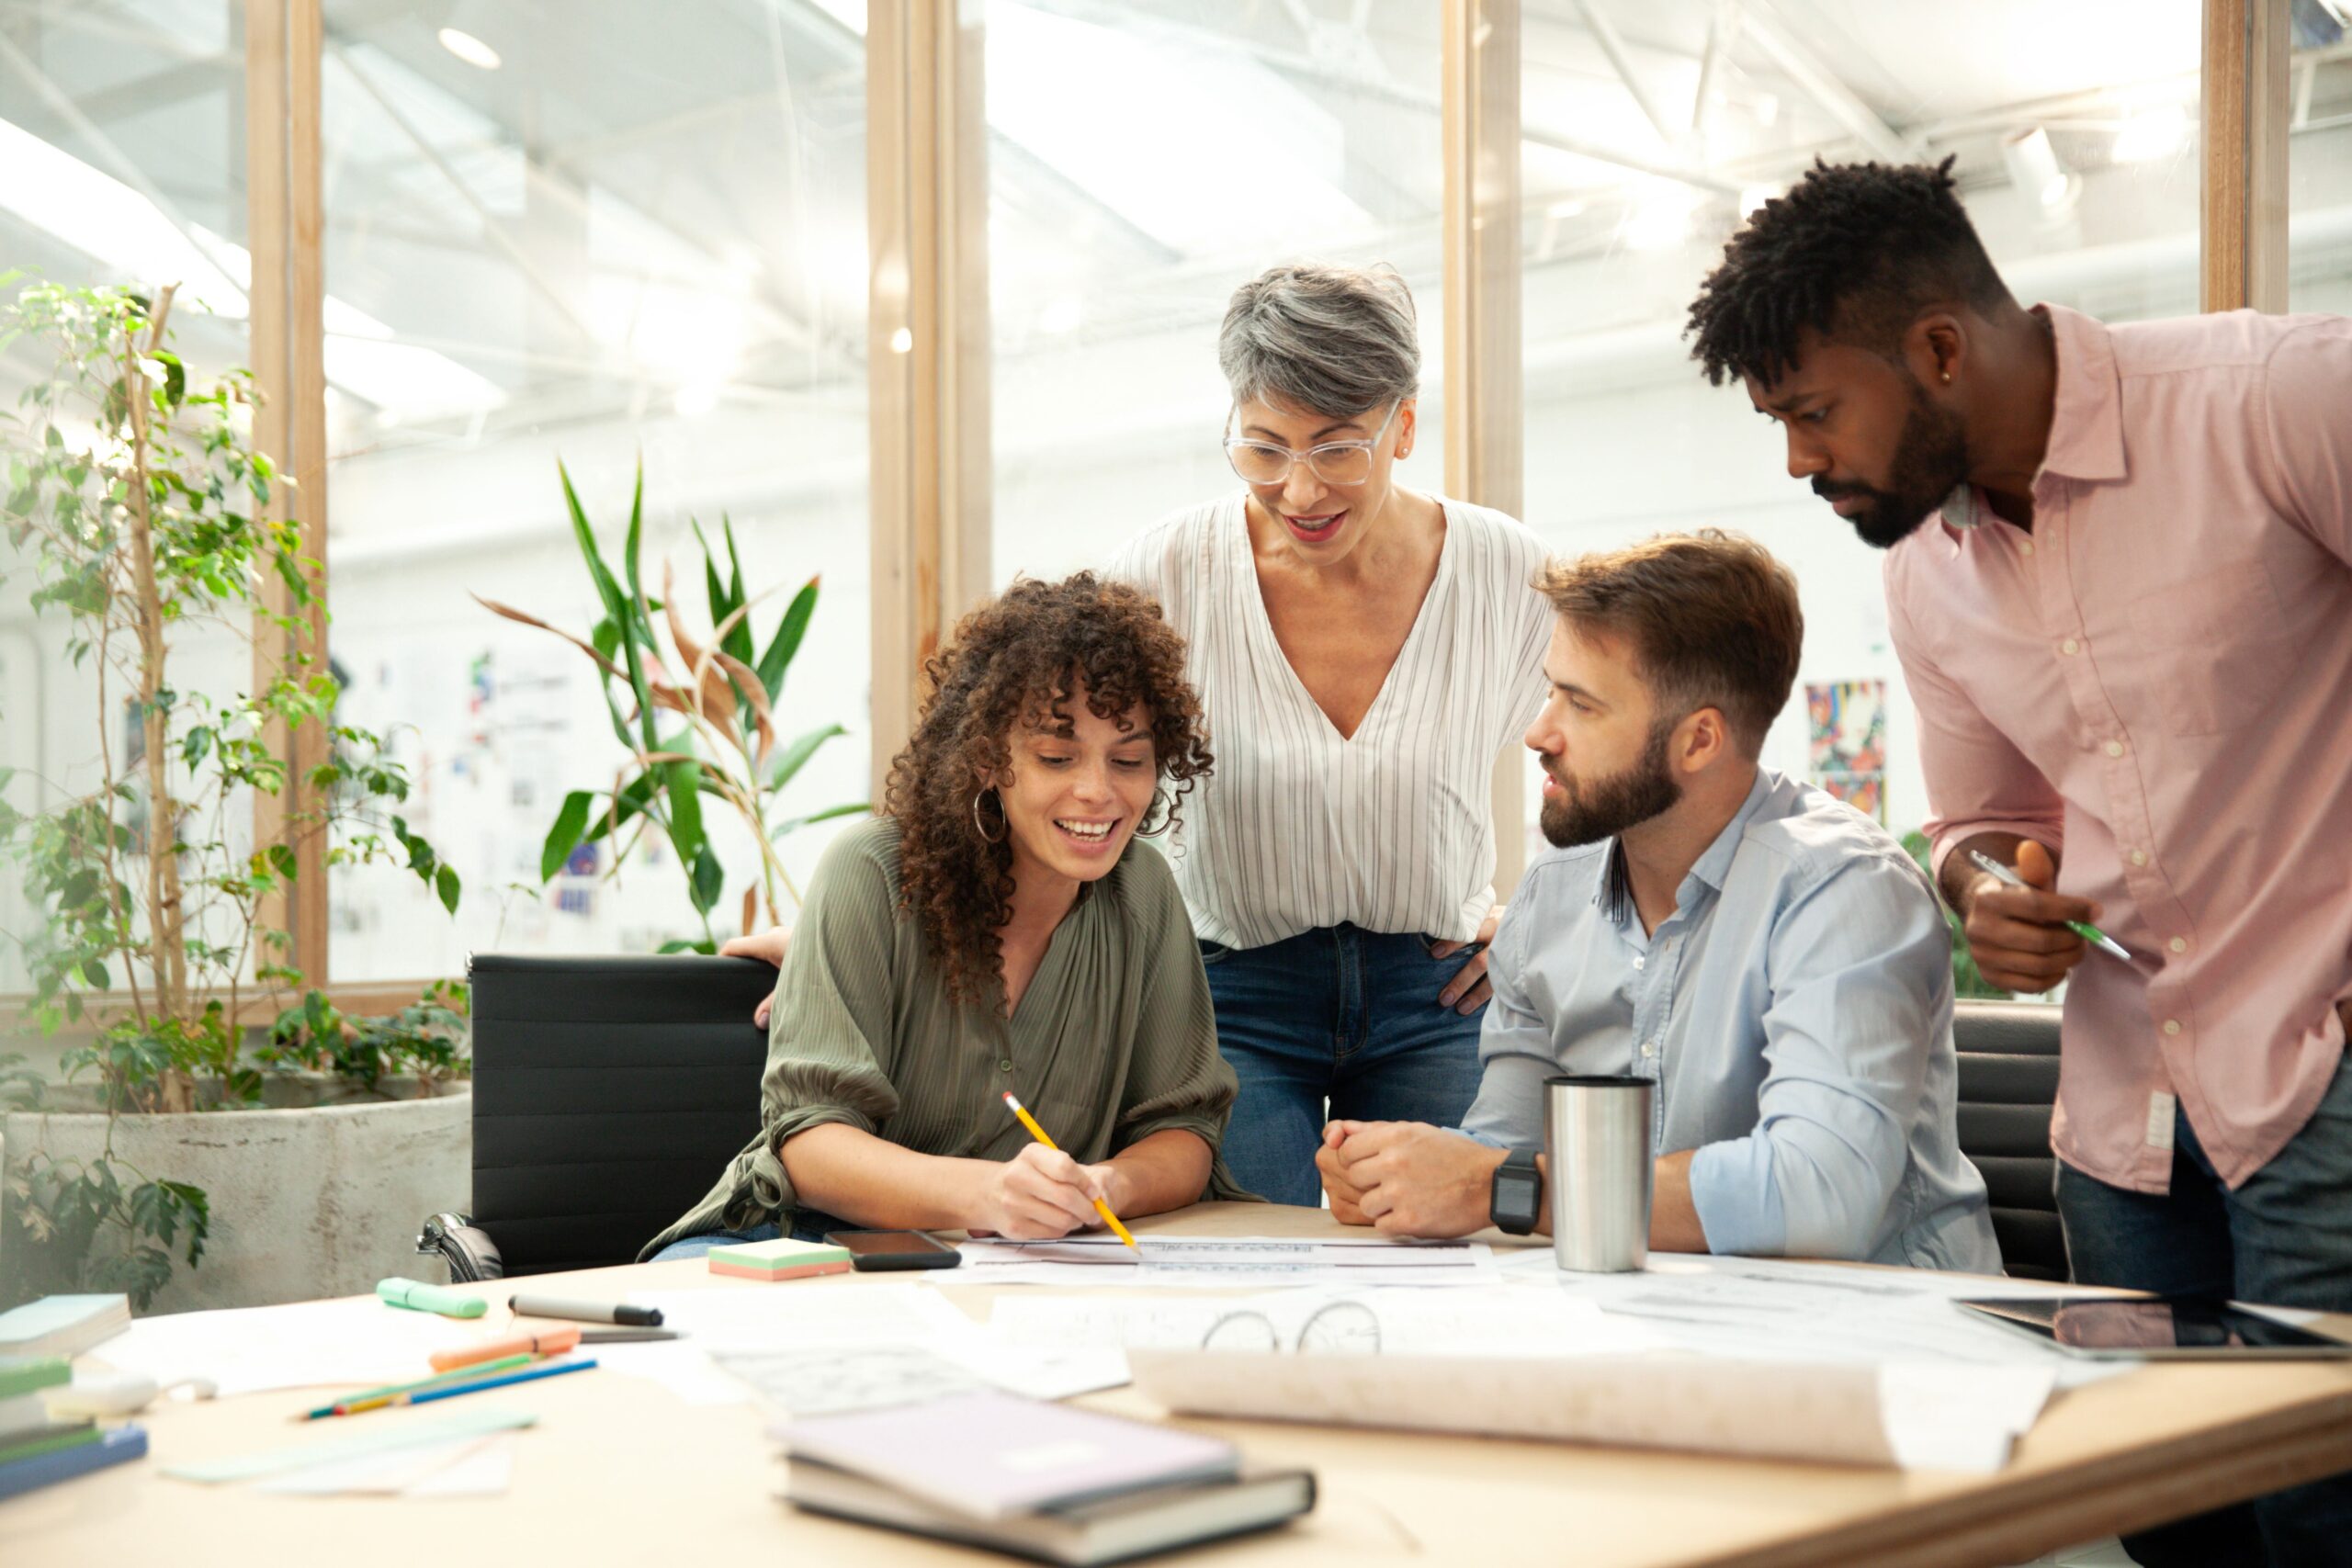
left=648, top=1211, right=849, bottom=1262
left=2057, top=1054, right=2352, bottom=1568
left=1204, top=923, right=1487, bottom=1207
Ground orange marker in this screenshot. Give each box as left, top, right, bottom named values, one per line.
left=428, top=1323, right=582, bottom=1373
left=1001, top=1090, right=1139, bottom=1249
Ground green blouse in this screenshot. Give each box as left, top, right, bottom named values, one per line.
left=641, top=817, right=1246, bottom=1258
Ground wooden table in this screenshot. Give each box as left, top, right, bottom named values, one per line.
left=7, top=1202, right=2352, bottom=1568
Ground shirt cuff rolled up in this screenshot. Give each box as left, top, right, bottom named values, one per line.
left=1688, top=1137, right=1788, bottom=1258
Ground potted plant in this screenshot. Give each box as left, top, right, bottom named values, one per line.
left=0, top=277, right=470, bottom=1313
left=478, top=464, right=865, bottom=951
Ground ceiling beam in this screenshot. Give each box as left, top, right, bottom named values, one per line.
left=1738, top=0, right=1921, bottom=164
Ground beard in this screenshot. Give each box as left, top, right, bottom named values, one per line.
left=1813, top=378, right=1970, bottom=550
left=1539, top=720, right=1682, bottom=849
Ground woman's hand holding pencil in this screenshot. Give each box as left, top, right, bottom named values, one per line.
left=980, top=1093, right=1139, bottom=1247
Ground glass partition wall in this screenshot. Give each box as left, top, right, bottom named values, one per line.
left=0, top=0, right=2313, bottom=1000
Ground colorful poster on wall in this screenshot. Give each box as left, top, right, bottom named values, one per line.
left=1807, top=679, right=1887, bottom=825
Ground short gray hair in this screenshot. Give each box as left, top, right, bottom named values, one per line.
left=1218, top=263, right=1420, bottom=421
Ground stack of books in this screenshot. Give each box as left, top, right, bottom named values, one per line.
left=0, top=1293, right=130, bottom=1359
left=0, top=1358, right=148, bottom=1501
left=775, top=1388, right=1314, bottom=1565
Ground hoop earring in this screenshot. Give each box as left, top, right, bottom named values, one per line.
left=972, top=787, right=1007, bottom=845
left=1136, top=787, right=1174, bottom=839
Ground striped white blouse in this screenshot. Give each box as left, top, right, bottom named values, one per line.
left=1107, top=491, right=1554, bottom=952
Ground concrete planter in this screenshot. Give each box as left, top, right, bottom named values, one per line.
left=1, top=1077, right=470, bottom=1314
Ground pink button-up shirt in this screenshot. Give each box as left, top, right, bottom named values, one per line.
left=1885, top=303, right=2352, bottom=1193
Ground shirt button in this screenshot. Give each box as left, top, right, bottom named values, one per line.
left=2130, top=849, right=2148, bottom=867
left=2169, top=937, right=2188, bottom=954
left=1633, top=955, right=1645, bottom=971
left=2060, top=638, right=2079, bottom=656
left=2104, top=740, right=2125, bottom=759
left=2019, top=541, right=2035, bottom=557
left=999, top=1059, right=1014, bottom=1073
left=1640, top=1040, right=1658, bottom=1059
left=2163, top=1021, right=2182, bottom=1037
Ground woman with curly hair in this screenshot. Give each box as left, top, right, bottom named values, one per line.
left=641, top=573, right=1238, bottom=1259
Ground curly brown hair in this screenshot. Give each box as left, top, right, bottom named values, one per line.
left=884, top=572, right=1212, bottom=1009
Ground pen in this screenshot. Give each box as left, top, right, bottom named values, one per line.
left=376, top=1277, right=489, bottom=1318
left=1967, top=850, right=2134, bottom=962
left=507, top=1294, right=663, bottom=1326
left=300, top=1354, right=536, bottom=1419
left=1001, top=1090, right=1138, bottom=1249
left=405, top=1357, right=597, bottom=1406
left=428, top=1325, right=582, bottom=1373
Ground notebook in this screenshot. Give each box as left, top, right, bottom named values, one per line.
left=0, top=1295, right=130, bottom=1359
left=0, top=1420, right=99, bottom=1466
left=775, top=1389, right=1240, bottom=1521
left=0, top=1357, right=72, bottom=1404
left=0, top=1423, right=147, bottom=1502
left=786, top=1459, right=1316, bottom=1566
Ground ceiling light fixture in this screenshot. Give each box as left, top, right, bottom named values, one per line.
left=2001, top=127, right=2078, bottom=215
left=2110, top=107, right=2189, bottom=164
left=436, top=27, right=502, bottom=71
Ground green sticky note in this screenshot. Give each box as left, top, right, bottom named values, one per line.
left=162, top=1409, right=537, bottom=1483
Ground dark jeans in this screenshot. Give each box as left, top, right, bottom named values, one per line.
left=1204, top=923, right=1487, bottom=1207
left=2057, top=1055, right=2352, bottom=1568
left=648, top=1211, right=849, bottom=1262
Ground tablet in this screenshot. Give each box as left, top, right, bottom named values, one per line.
left=1955, top=1295, right=2352, bottom=1359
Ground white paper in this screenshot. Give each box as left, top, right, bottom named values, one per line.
left=990, top=1285, right=1668, bottom=1359
left=253, top=1432, right=518, bottom=1497
left=1509, top=1253, right=2129, bottom=1390
left=95, top=1297, right=480, bottom=1397
left=951, top=1235, right=1498, bottom=1288
left=1128, top=1347, right=2053, bottom=1474
left=601, top=1284, right=1130, bottom=1411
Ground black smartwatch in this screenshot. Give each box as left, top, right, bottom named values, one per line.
left=1488, top=1147, right=1544, bottom=1236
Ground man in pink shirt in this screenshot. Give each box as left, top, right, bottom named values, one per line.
left=1687, top=158, right=2352, bottom=1568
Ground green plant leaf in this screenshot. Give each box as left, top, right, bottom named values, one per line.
left=689, top=843, right=723, bottom=913
left=765, top=723, right=846, bottom=790
left=435, top=863, right=460, bottom=915
left=656, top=937, right=717, bottom=954
left=756, top=575, right=820, bottom=700
left=663, top=756, right=705, bottom=865
left=540, top=789, right=594, bottom=882
left=770, top=801, right=871, bottom=839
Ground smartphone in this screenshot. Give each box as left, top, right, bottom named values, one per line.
left=1957, top=1295, right=2352, bottom=1359
left=821, top=1229, right=963, bottom=1271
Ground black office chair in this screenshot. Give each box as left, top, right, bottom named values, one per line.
left=1951, top=998, right=2068, bottom=1280
left=428, top=953, right=775, bottom=1280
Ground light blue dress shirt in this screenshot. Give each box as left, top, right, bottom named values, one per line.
left=1463, top=768, right=2001, bottom=1273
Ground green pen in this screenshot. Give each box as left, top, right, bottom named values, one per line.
left=1967, top=850, right=2134, bottom=962
left=375, top=1276, right=488, bottom=1318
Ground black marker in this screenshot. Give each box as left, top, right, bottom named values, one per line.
left=508, top=1293, right=663, bottom=1326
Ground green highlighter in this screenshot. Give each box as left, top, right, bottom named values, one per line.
left=375, top=1277, right=487, bottom=1319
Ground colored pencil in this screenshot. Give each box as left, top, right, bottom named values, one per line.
left=404, top=1357, right=596, bottom=1406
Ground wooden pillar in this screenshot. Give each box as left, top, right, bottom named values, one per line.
left=2202, top=0, right=2291, bottom=311
left=246, top=0, right=331, bottom=981
left=866, top=0, right=991, bottom=791
left=1443, top=0, right=1529, bottom=897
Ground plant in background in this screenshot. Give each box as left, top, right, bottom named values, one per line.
left=478, top=462, right=865, bottom=953
left=0, top=277, right=461, bottom=1307
left=1902, top=830, right=2009, bottom=1002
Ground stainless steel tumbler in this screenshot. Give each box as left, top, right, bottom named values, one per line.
left=1544, top=1075, right=1655, bottom=1272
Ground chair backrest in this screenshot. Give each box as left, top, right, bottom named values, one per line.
left=1951, top=998, right=2067, bottom=1280
left=467, top=953, right=775, bottom=1275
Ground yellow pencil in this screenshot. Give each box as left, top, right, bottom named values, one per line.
left=1001, top=1090, right=1139, bottom=1249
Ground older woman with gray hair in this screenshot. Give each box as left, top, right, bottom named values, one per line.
left=1106, top=263, right=1552, bottom=1206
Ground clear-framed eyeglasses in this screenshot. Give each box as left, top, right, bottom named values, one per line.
left=1223, top=400, right=1400, bottom=489
left=1199, top=1300, right=1381, bottom=1356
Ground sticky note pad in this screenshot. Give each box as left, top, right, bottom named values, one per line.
left=707, top=1237, right=854, bottom=1282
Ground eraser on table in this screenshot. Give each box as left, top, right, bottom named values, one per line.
left=707, top=1237, right=854, bottom=1281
